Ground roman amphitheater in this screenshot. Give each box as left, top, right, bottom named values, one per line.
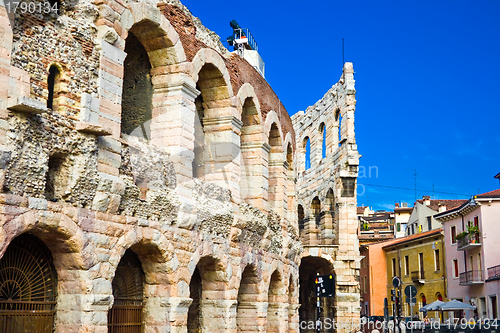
left=0, top=0, right=360, bottom=331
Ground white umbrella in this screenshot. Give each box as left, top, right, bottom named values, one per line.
left=419, top=300, right=445, bottom=312
left=437, top=299, right=476, bottom=311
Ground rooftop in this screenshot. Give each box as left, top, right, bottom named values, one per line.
left=382, top=228, right=442, bottom=249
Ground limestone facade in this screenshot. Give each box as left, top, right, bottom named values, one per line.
left=292, top=65, right=361, bottom=331
left=0, top=0, right=360, bottom=331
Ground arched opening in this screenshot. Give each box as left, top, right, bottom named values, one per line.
left=236, top=265, right=259, bottom=332
left=188, top=267, right=202, bottom=333
left=325, top=189, right=334, bottom=212
left=436, top=293, right=443, bottom=302
left=336, top=110, right=342, bottom=146
left=319, top=122, right=326, bottom=159
left=108, top=249, right=144, bottom=333
left=47, top=65, right=61, bottom=110
left=0, top=233, right=57, bottom=332
left=268, top=123, right=284, bottom=212
left=285, top=142, right=295, bottom=214
left=239, top=97, right=261, bottom=202
left=312, top=196, right=321, bottom=228
left=121, top=31, right=153, bottom=139
left=286, top=143, right=293, bottom=170
left=303, top=137, right=311, bottom=170
left=188, top=256, right=227, bottom=332
left=267, top=270, right=284, bottom=332
left=324, top=189, right=336, bottom=244
left=299, top=256, right=335, bottom=333
left=298, top=204, right=305, bottom=232
left=193, top=63, right=231, bottom=180
left=288, top=275, right=296, bottom=332
left=193, top=86, right=206, bottom=179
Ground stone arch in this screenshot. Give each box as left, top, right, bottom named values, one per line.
left=0, top=210, right=92, bottom=270
left=191, top=48, right=233, bottom=96
left=108, top=229, right=176, bottom=282
left=187, top=252, right=231, bottom=333
left=0, top=233, right=58, bottom=332
left=302, top=136, right=311, bottom=171
left=120, top=3, right=186, bottom=67
left=236, top=263, right=262, bottom=332
left=335, top=108, right=342, bottom=147
left=106, top=3, right=186, bottom=142
left=0, top=211, right=94, bottom=332
left=263, top=110, right=282, bottom=139
left=267, top=268, right=287, bottom=332
left=236, top=83, right=263, bottom=125
left=191, top=48, right=236, bottom=182
left=238, top=83, right=266, bottom=205
left=299, top=256, right=335, bottom=333
left=46, top=62, right=65, bottom=112
left=297, top=204, right=305, bottom=232
left=319, top=121, right=327, bottom=160
left=267, top=121, right=285, bottom=214
left=107, top=228, right=177, bottom=332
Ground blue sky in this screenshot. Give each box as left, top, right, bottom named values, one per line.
left=180, top=0, right=500, bottom=210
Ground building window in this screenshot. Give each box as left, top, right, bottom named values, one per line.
left=47, top=65, right=61, bottom=110
left=453, top=259, right=459, bottom=278
left=427, top=216, right=432, bottom=231
left=434, top=249, right=440, bottom=271
left=341, top=177, right=356, bottom=197
left=392, top=258, right=397, bottom=277
left=364, top=276, right=367, bottom=294
left=404, top=255, right=409, bottom=276
left=397, top=223, right=401, bottom=232
left=304, top=137, right=311, bottom=170
left=451, top=226, right=457, bottom=244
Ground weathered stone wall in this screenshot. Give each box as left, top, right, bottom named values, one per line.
left=0, top=0, right=305, bottom=332
left=292, top=63, right=361, bottom=332
left=0, top=0, right=362, bottom=331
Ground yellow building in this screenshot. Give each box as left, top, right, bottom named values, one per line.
left=383, top=229, right=448, bottom=318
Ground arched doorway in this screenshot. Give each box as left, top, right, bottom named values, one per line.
left=299, top=256, right=335, bottom=333
left=108, top=249, right=144, bottom=333
left=236, top=265, right=260, bottom=332
left=0, top=233, right=57, bottom=332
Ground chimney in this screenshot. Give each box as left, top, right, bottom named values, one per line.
left=423, top=196, right=431, bottom=206
left=402, top=202, right=408, bottom=207
left=438, top=204, right=447, bottom=213
left=395, top=203, right=400, bottom=208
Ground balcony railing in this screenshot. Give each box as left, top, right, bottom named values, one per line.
left=459, top=270, right=484, bottom=285
left=411, top=270, right=425, bottom=283
left=457, top=233, right=481, bottom=251
left=487, top=265, right=500, bottom=281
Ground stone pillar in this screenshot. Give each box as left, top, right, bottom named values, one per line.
left=268, top=159, right=287, bottom=216
left=240, top=141, right=270, bottom=211
left=91, top=40, right=126, bottom=214
left=288, top=303, right=300, bottom=333
left=200, top=299, right=237, bottom=333
left=267, top=302, right=289, bottom=333
left=202, top=114, right=242, bottom=201
left=163, top=297, right=193, bottom=333
left=150, top=68, right=199, bottom=198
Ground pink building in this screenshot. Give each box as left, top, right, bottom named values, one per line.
left=435, top=189, right=500, bottom=320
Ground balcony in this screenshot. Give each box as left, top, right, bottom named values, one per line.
left=459, top=270, right=484, bottom=285
left=457, top=233, right=481, bottom=251
left=486, top=265, right=500, bottom=282
left=411, top=270, right=425, bottom=283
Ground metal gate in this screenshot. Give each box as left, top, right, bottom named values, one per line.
left=0, top=234, right=57, bottom=333
left=108, top=249, right=144, bottom=333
